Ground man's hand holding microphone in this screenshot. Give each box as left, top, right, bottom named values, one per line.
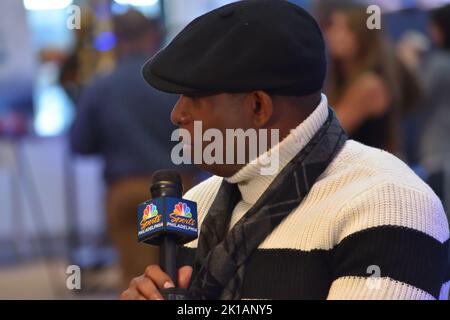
left=121, top=170, right=198, bottom=300
left=120, top=264, right=193, bottom=300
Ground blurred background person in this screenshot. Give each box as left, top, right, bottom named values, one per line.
left=322, top=4, right=421, bottom=156
left=419, top=4, right=450, bottom=211
left=396, top=30, right=430, bottom=76
left=58, top=6, right=113, bottom=105
left=70, top=9, right=196, bottom=289
left=420, top=4, right=450, bottom=172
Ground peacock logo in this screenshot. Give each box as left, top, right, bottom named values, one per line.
left=140, top=203, right=161, bottom=231
left=142, top=203, right=158, bottom=222
left=171, top=202, right=192, bottom=218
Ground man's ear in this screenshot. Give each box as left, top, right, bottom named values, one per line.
left=250, top=91, right=274, bottom=128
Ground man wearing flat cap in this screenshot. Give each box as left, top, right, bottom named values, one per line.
left=122, top=0, right=449, bottom=300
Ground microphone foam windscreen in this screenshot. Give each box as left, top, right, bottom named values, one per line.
left=152, top=169, right=182, bottom=186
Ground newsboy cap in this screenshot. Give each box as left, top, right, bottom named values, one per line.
left=142, top=0, right=326, bottom=96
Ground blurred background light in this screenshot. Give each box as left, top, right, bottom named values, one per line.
left=111, top=0, right=161, bottom=17
left=113, top=0, right=159, bottom=7
left=94, top=32, right=117, bottom=52
left=25, top=6, right=74, bottom=51
left=33, top=63, right=74, bottom=137
left=23, top=0, right=73, bottom=11
left=34, top=85, right=74, bottom=137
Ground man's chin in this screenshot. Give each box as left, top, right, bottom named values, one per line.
left=194, top=163, right=244, bottom=179
left=181, top=143, right=245, bottom=177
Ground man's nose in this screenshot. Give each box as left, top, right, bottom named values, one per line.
left=171, top=96, right=192, bottom=127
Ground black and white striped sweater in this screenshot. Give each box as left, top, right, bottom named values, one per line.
left=178, top=95, right=450, bottom=300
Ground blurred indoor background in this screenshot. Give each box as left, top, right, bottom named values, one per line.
left=0, top=0, right=449, bottom=299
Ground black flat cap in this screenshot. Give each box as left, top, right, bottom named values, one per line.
left=142, top=0, right=326, bottom=96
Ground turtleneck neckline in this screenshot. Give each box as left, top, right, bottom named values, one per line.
left=224, top=94, right=329, bottom=205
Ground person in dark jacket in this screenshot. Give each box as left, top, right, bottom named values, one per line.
left=70, top=9, right=197, bottom=288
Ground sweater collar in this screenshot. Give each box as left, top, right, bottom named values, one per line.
left=225, top=94, right=329, bottom=205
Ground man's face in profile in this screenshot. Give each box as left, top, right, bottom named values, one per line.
left=170, top=93, right=265, bottom=177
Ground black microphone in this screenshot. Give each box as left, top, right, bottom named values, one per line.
left=137, top=169, right=198, bottom=300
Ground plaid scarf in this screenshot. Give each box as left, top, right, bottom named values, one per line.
left=188, top=108, right=347, bottom=300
